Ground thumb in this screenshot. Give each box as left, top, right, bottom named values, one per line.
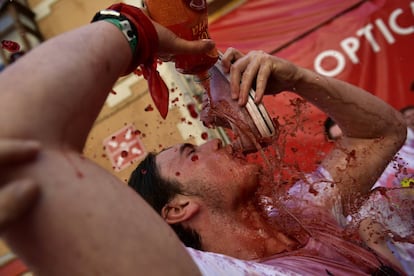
left=170, top=38, right=216, bottom=55
left=153, top=20, right=216, bottom=56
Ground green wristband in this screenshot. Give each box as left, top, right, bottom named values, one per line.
left=92, top=10, right=138, bottom=55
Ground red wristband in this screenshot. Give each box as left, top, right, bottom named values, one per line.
left=107, top=3, right=169, bottom=119
left=108, top=3, right=158, bottom=74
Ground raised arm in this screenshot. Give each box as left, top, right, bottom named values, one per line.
left=221, top=49, right=406, bottom=213
left=0, top=4, right=213, bottom=275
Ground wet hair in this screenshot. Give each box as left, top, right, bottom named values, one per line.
left=400, top=105, right=414, bottom=115
left=323, top=117, right=337, bottom=140
left=128, top=152, right=202, bottom=250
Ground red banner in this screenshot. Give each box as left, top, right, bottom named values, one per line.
left=276, top=0, right=414, bottom=110
left=209, top=0, right=414, bottom=172
left=209, top=0, right=364, bottom=53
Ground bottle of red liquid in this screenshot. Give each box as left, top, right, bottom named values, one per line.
left=145, top=0, right=219, bottom=76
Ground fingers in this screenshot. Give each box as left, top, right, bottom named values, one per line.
left=226, top=50, right=271, bottom=106
left=0, top=139, right=41, bottom=232
left=221, top=48, right=244, bottom=72
left=222, top=49, right=301, bottom=105
left=235, top=57, right=257, bottom=106
left=0, top=179, right=40, bottom=232
left=0, top=140, right=40, bottom=166
left=254, top=61, right=271, bottom=104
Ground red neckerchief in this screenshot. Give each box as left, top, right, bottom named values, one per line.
left=109, top=3, right=169, bottom=119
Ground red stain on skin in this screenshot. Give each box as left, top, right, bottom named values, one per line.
left=346, top=149, right=356, bottom=163
left=1, top=40, right=20, bottom=52
left=201, top=132, right=208, bottom=140
left=191, top=155, right=199, bottom=162
left=121, top=150, right=128, bottom=158
left=175, top=171, right=181, bottom=176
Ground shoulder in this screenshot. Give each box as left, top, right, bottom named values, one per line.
left=287, top=166, right=339, bottom=204
left=285, top=166, right=346, bottom=225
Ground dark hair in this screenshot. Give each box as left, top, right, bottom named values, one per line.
left=323, top=117, right=337, bottom=140
left=400, top=105, right=414, bottom=115
left=128, top=152, right=202, bottom=250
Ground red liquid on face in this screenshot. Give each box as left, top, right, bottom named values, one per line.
left=144, top=2, right=414, bottom=259
left=203, top=65, right=277, bottom=161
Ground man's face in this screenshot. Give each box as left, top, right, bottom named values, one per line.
left=403, top=108, right=414, bottom=130
left=156, top=139, right=261, bottom=208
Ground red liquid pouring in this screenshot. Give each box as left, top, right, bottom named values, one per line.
left=202, top=63, right=277, bottom=158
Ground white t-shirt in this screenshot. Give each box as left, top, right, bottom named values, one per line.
left=185, top=167, right=389, bottom=275
left=373, top=127, right=414, bottom=189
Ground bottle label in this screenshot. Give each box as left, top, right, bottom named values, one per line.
left=192, top=18, right=209, bottom=39
left=183, top=0, right=207, bottom=12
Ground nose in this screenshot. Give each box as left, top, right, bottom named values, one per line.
left=200, top=138, right=222, bottom=151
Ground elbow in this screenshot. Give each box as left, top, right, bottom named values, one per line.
left=391, top=112, right=407, bottom=151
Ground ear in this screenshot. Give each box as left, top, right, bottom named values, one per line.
left=161, top=195, right=200, bottom=224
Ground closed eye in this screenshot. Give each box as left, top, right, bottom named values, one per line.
left=179, top=143, right=196, bottom=157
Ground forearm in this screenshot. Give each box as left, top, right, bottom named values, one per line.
left=294, top=68, right=406, bottom=140
left=0, top=21, right=130, bottom=151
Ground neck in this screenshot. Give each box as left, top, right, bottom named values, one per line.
left=191, top=200, right=298, bottom=260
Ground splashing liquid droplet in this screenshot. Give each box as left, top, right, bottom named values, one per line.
left=1, top=40, right=20, bottom=52
left=145, top=104, right=154, bottom=112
